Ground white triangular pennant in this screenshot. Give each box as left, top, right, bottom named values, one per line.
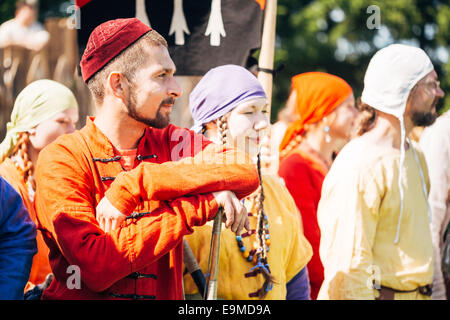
left=205, top=0, right=226, bottom=46
left=169, top=0, right=191, bottom=45
left=135, top=0, right=151, bottom=27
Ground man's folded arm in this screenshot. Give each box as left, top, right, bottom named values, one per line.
left=35, top=143, right=219, bottom=292
left=106, top=143, right=260, bottom=215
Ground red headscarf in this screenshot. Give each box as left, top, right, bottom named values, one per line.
left=279, top=72, right=353, bottom=152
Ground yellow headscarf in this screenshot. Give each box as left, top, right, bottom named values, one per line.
left=0, top=79, right=78, bottom=162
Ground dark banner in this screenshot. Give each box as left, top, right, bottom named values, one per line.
left=76, top=0, right=265, bottom=76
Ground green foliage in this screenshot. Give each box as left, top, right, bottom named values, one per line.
left=0, top=0, right=17, bottom=23
left=272, top=0, right=450, bottom=121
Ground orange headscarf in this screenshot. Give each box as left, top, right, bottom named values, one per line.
left=279, top=72, right=353, bottom=152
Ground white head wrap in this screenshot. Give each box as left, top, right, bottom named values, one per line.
left=361, top=44, right=434, bottom=244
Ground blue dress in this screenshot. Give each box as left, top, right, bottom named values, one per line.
left=0, top=176, right=37, bottom=299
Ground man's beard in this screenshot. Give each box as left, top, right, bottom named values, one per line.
left=126, top=89, right=173, bottom=129
left=411, top=98, right=439, bottom=127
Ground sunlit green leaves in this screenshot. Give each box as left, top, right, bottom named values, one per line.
left=271, top=0, right=450, bottom=119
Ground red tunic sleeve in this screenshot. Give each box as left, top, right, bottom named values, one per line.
left=105, top=143, right=260, bottom=215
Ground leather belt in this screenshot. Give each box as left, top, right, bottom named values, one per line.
left=374, top=284, right=432, bottom=300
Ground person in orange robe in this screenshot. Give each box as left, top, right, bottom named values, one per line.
left=278, top=72, right=358, bottom=299
left=34, top=18, right=259, bottom=300
left=0, top=79, right=79, bottom=295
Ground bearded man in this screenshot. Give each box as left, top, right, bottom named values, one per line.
left=316, top=44, right=444, bottom=300
left=34, top=18, right=259, bottom=300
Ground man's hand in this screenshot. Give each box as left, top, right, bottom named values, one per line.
left=212, top=190, right=250, bottom=234
left=96, top=197, right=127, bottom=233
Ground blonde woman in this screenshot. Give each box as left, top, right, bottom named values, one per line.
left=0, top=79, right=79, bottom=295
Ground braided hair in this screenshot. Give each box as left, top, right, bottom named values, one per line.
left=214, top=115, right=276, bottom=299
left=10, top=132, right=35, bottom=191
left=253, top=152, right=276, bottom=298
left=216, top=116, right=228, bottom=146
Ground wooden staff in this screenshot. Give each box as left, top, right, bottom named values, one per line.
left=204, top=207, right=223, bottom=299
left=257, top=0, right=278, bottom=174
left=257, top=0, right=278, bottom=117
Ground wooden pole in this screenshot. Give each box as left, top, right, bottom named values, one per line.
left=257, top=0, right=279, bottom=174
left=257, top=0, right=278, bottom=119
left=205, top=208, right=223, bottom=299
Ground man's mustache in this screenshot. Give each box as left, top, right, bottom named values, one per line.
left=160, top=97, right=176, bottom=107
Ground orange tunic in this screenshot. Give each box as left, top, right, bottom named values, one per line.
left=34, top=117, right=259, bottom=300
left=0, top=158, right=52, bottom=290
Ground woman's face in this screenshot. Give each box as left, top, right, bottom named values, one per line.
left=328, top=94, right=358, bottom=140
left=226, top=98, right=269, bottom=157
left=28, top=107, right=79, bottom=152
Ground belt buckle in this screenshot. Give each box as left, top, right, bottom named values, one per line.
left=418, top=285, right=432, bottom=297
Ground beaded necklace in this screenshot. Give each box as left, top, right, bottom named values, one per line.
left=211, top=118, right=274, bottom=298
left=235, top=190, right=271, bottom=264
left=234, top=153, right=274, bottom=297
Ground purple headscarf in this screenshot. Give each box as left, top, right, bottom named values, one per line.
left=190, top=64, right=267, bottom=133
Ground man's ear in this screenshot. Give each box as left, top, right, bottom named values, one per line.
left=107, top=71, right=129, bottom=103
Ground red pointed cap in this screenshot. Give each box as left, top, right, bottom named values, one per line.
left=80, top=18, right=151, bottom=82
